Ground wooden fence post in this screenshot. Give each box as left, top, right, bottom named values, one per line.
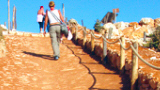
left=120, top=36, right=125, bottom=74
left=131, top=40, right=138, bottom=90
left=102, top=30, right=107, bottom=63
left=75, top=25, right=78, bottom=42
left=143, top=31, right=146, bottom=42
left=70, top=24, right=74, bottom=35
left=108, top=28, right=113, bottom=39
left=4, top=22, right=6, bottom=27
left=0, top=26, right=3, bottom=40
left=91, top=30, right=95, bottom=53
left=83, top=27, right=86, bottom=48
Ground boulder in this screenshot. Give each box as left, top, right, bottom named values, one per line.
left=132, top=27, right=148, bottom=38
left=114, top=22, right=129, bottom=30
left=69, top=18, right=78, bottom=25
left=139, top=18, right=154, bottom=27
left=129, top=22, right=140, bottom=28
left=122, top=27, right=134, bottom=38
left=103, top=23, right=119, bottom=36
left=154, top=18, right=160, bottom=27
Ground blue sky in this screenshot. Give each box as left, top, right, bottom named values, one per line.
left=0, top=0, right=160, bottom=33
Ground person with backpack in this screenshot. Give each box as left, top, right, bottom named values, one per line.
left=43, top=1, right=64, bottom=60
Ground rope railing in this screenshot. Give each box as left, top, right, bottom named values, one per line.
left=131, top=45, right=160, bottom=70
left=119, top=39, right=131, bottom=50
left=83, top=28, right=91, bottom=35
left=90, top=32, right=102, bottom=39
left=102, top=35, right=119, bottom=44
left=70, top=24, right=160, bottom=90
left=72, top=25, right=160, bottom=69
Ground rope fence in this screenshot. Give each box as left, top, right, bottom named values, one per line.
left=70, top=24, right=160, bottom=90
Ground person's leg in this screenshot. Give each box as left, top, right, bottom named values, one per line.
left=39, top=22, right=43, bottom=33
left=49, top=25, right=61, bottom=58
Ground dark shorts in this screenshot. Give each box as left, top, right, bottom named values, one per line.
left=38, top=22, right=44, bottom=28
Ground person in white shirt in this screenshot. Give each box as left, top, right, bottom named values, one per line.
left=37, top=6, right=45, bottom=33
left=44, top=1, right=64, bottom=60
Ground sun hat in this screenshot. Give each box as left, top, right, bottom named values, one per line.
left=49, top=1, right=55, bottom=7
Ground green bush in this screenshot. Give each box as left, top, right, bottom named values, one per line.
left=146, top=26, right=160, bottom=51
left=94, top=19, right=102, bottom=32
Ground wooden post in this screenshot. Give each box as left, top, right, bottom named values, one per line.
left=15, top=7, right=17, bottom=29
left=10, top=21, right=11, bottom=31
left=75, top=25, right=78, bottom=42
left=12, top=5, right=16, bottom=30
left=65, top=17, right=67, bottom=24
left=70, top=24, right=74, bottom=35
left=131, top=40, right=138, bottom=90
left=91, top=30, right=95, bottom=53
left=143, top=31, right=146, bottom=42
left=8, top=0, right=10, bottom=32
left=83, top=27, right=86, bottom=48
left=4, top=22, right=6, bottom=26
left=102, top=30, right=107, bottom=63
left=114, top=9, right=116, bottom=23
left=0, top=26, right=3, bottom=40
left=120, top=36, right=125, bottom=74
left=81, top=20, right=84, bottom=26
left=62, top=3, right=65, bottom=22
left=108, top=28, right=113, bottom=39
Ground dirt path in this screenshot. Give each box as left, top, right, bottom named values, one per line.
left=0, top=35, right=130, bottom=90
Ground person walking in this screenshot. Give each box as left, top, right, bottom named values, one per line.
left=37, top=6, right=45, bottom=33
left=43, top=1, right=64, bottom=60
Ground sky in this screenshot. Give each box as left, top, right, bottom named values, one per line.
left=0, top=0, right=160, bottom=33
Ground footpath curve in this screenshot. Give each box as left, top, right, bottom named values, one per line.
left=0, top=35, right=130, bottom=90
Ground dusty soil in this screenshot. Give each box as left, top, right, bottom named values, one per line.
left=0, top=35, right=130, bottom=90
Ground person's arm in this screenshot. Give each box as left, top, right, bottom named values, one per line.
left=44, top=10, right=48, bottom=35
left=58, top=10, right=64, bottom=23
left=42, top=10, right=46, bottom=15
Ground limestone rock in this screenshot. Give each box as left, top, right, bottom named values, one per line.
left=0, top=39, right=7, bottom=57
left=103, top=23, right=119, bottom=36
left=69, top=19, right=78, bottom=25
left=149, top=79, right=158, bottom=89
left=114, top=22, right=129, bottom=30
left=122, top=27, right=134, bottom=38
left=154, top=18, right=160, bottom=27
left=132, top=27, right=148, bottom=38
left=129, top=22, right=139, bottom=28
left=139, top=18, right=154, bottom=27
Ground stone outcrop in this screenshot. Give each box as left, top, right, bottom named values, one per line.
left=139, top=18, right=154, bottom=27
left=0, top=26, right=7, bottom=58
left=154, top=18, right=160, bottom=27
left=114, top=22, right=129, bottom=30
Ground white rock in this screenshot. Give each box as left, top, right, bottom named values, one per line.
left=114, top=21, right=129, bottom=30
left=150, top=57, right=156, bottom=60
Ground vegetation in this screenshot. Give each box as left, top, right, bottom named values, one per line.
left=94, top=19, right=103, bottom=33
left=145, top=26, right=160, bottom=51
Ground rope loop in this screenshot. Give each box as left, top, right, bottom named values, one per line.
left=119, top=39, right=131, bottom=50
left=90, top=31, right=102, bottom=39
left=102, top=35, right=119, bottom=44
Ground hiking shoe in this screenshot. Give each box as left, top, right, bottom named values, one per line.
left=54, top=56, right=59, bottom=60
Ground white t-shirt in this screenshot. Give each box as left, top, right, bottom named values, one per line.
left=48, top=9, right=60, bottom=24
left=37, top=14, right=44, bottom=22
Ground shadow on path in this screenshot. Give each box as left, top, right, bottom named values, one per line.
left=64, top=40, right=130, bottom=90
left=22, top=51, right=55, bottom=60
